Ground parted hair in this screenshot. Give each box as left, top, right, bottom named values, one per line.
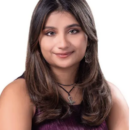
left=25, top=0, right=112, bottom=126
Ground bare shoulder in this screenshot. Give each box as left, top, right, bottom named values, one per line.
left=0, top=78, right=34, bottom=108
left=0, top=79, right=35, bottom=130
left=1, top=79, right=26, bottom=96
left=106, top=81, right=129, bottom=130
left=107, top=81, right=128, bottom=107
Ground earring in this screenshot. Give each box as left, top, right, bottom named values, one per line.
left=85, top=51, right=91, bottom=63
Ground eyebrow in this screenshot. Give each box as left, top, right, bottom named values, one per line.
left=43, top=24, right=81, bottom=29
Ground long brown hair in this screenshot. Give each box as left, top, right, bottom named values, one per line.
left=25, top=0, right=112, bottom=126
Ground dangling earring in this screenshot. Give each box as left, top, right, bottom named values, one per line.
left=85, top=51, right=91, bottom=63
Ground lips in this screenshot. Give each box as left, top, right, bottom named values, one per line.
left=55, top=51, right=74, bottom=58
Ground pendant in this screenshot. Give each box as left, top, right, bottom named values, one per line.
left=68, top=109, right=72, bottom=115
left=68, top=95, right=75, bottom=105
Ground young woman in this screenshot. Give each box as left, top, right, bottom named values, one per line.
left=0, top=0, right=128, bottom=130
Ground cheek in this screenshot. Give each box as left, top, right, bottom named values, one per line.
left=39, top=40, right=52, bottom=60
left=74, top=35, right=88, bottom=55
left=40, top=43, right=53, bottom=64
left=39, top=37, right=54, bottom=53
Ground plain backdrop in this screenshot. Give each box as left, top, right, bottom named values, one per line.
left=0, top=0, right=130, bottom=108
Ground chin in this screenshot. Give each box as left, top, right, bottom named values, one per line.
left=53, top=62, right=80, bottom=69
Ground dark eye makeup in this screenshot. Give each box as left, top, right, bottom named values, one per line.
left=69, top=29, right=80, bottom=34
left=45, top=31, right=55, bottom=36
left=44, top=28, right=80, bottom=36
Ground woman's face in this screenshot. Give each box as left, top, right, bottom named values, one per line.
left=39, top=11, right=88, bottom=69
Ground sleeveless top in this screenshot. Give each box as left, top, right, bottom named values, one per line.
left=17, top=74, right=108, bottom=130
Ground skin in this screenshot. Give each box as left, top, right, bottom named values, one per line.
left=106, top=82, right=129, bottom=130
left=39, top=11, right=88, bottom=85
left=38, top=11, right=88, bottom=103
left=0, top=11, right=129, bottom=130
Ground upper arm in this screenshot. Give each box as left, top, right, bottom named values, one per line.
left=0, top=79, right=35, bottom=130
left=107, top=82, right=129, bottom=130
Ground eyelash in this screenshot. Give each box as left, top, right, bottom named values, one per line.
left=45, top=29, right=80, bottom=36
left=69, top=29, right=80, bottom=34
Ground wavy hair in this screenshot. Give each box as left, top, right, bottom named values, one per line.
left=25, top=0, right=112, bottom=126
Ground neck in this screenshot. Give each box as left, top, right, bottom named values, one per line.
left=50, top=64, right=79, bottom=85
left=50, top=64, right=83, bottom=105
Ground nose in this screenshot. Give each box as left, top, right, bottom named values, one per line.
left=57, top=34, right=70, bottom=50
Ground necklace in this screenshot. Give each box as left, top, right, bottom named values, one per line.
left=58, top=83, right=75, bottom=86
left=58, top=84, right=76, bottom=105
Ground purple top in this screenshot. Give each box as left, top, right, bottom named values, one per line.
left=32, top=104, right=108, bottom=130
left=17, top=74, right=108, bottom=130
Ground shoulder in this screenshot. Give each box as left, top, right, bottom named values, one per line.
left=0, top=78, right=35, bottom=114
left=0, top=78, right=28, bottom=101
left=106, top=81, right=129, bottom=130
left=107, top=81, right=128, bottom=107
left=0, top=78, right=30, bottom=105
left=1, top=78, right=27, bottom=94
left=0, top=78, right=36, bottom=130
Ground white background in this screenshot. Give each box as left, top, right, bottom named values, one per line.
left=0, top=0, right=130, bottom=107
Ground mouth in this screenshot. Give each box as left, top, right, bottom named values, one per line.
left=54, top=51, right=74, bottom=58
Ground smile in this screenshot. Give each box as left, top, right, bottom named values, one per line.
left=54, top=51, right=74, bottom=58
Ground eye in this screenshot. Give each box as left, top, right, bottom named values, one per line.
left=69, top=29, right=79, bottom=34
left=45, top=31, right=55, bottom=36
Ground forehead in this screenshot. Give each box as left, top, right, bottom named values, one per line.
left=45, top=11, right=79, bottom=26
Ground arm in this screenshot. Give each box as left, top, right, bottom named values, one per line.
left=106, top=82, right=129, bottom=130
left=0, top=79, right=35, bottom=130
